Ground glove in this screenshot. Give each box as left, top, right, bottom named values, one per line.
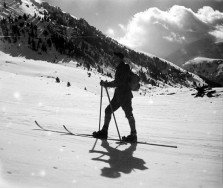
left=100, top=80, right=107, bottom=87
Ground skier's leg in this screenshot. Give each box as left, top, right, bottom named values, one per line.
left=93, top=97, right=120, bottom=139
left=101, top=110, right=111, bottom=132
left=127, top=115, right=136, bottom=135
left=122, top=99, right=137, bottom=142
left=102, top=97, right=120, bottom=131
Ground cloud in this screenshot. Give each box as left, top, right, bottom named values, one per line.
left=210, top=25, right=223, bottom=41
left=197, top=6, right=223, bottom=25
left=118, top=24, right=126, bottom=31
left=119, top=5, right=223, bottom=58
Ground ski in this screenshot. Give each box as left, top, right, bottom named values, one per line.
left=62, top=125, right=178, bottom=148
left=63, top=125, right=121, bottom=141
left=35, top=120, right=47, bottom=131
left=34, top=121, right=177, bottom=148
left=62, top=125, right=94, bottom=137
left=34, top=120, right=66, bottom=134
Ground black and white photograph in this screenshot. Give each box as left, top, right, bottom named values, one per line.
left=0, top=0, right=223, bottom=187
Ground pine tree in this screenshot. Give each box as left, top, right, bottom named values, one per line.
left=47, top=38, right=52, bottom=48
left=23, top=14, right=28, bottom=21
left=28, top=36, right=31, bottom=45
left=3, top=2, right=7, bottom=8
left=41, top=43, right=47, bottom=53
left=32, top=39, right=36, bottom=51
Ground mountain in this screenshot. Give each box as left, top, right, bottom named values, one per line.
left=166, top=37, right=223, bottom=67
left=0, top=0, right=205, bottom=88
left=183, top=57, right=223, bottom=87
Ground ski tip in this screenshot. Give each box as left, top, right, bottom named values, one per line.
left=34, top=120, right=46, bottom=131
left=62, top=125, right=74, bottom=135
left=63, top=125, right=69, bottom=131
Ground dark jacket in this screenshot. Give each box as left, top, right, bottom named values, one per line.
left=106, top=61, right=133, bottom=102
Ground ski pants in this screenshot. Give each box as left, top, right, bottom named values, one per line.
left=105, top=96, right=133, bottom=120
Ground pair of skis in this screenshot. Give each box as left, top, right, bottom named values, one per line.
left=34, top=121, right=177, bottom=148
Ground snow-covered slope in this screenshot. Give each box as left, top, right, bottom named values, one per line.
left=0, top=0, right=44, bottom=18
left=0, top=51, right=222, bottom=188
left=183, top=57, right=223, bottom=87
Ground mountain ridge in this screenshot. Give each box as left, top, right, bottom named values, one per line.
left=166, top=36, right=223, bottom=67
left=0, top=0, right=205, bottom=88
left=183, top=57, right=223, bottom=87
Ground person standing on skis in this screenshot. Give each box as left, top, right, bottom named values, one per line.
left=93, top=52, right=137, bottom=143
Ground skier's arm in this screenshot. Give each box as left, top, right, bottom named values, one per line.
left=102, top=80, right=118, bottom=88
left=101, top=72, right=128, bottom=88
left=100, top=80, right=114, bottom=88
left=101, top=63, right=130, bottom=88
left=101, top=77, right=126, bottom=88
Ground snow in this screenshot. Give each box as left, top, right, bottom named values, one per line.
left=184, top=57, right=223, bottom=65
left=183, top=57, right=223, bottom=86
left=0, top=0, right=45, bottom=18
left=0, top=51, right=223, bottom=188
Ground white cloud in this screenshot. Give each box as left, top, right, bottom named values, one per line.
left=197, top=6, right=223, bottom=25
left=118, top=24, right=126, bottom=31
left=119, top=5, right=223, bottom=57
left=210, top=25, right=223, bottom=41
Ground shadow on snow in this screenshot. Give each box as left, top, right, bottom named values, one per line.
left=89, top=140, right=148, bottom=178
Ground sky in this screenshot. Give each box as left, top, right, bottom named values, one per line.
left=43, top=0, right=223, bottom=58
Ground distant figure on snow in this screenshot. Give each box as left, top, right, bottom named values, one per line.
left=67, top=82, right=71, bottom=87
left=55, top=77, right=60, bottom=83
left=93, top=52, right=137, bottom=143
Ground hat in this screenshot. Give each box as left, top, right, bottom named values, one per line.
left=114, top=52, right=124, bottom=59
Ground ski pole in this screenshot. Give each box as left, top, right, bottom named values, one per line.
left=90, top=139, right=98, bottom=152
left=98, top=86, right=103, bottom=131
left=105, top=87, right=121, bottom=141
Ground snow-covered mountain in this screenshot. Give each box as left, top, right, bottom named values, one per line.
left=166, top=37, right=223, bottom=67
left=183, top=57, right=223, bottom=87
left=0, top=0, right=205, bottom=88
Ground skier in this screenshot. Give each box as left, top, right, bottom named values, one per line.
left=93, top=52, right=137, bottom=143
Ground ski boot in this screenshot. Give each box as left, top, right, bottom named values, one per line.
left=122, top=133, right=137, bottom=143
left=93, top=129, right=108, bottom=140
